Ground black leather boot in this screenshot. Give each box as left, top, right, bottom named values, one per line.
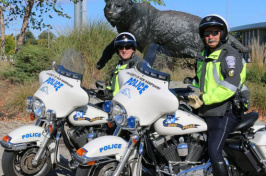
left=212, top=162, right=229, bottom=176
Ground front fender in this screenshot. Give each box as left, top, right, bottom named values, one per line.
left=1, top=125, right=45, bottom=150
left=75, top=136, right=128, bottom=165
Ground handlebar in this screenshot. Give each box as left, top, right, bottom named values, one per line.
left=81, top=87, right=97, bottom=97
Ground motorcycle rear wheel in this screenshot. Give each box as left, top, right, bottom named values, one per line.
left=2, top=148, right=51, bottom=176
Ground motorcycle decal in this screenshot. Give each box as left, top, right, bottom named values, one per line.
left=99, top=144, right=122, bottom=153
left=120, top=88, right=131, bottom=98
left=89, top=117, right=104, bottom=122
left=73, top=111, right=104, bottom=122
left=126, top=72, right=161, bottom=90
left=163, top=115, right=200, bottom=130
left=123, top=77, right=149, bottom=95
left=43, top=77, right=64, bottom=91
left=39, top=86, right=48, bottom=94
left=74, top=111, right=89, bottom=121
left=46, top=73, right=74, bottom=88
left=22, top=133, right=41, bottom=139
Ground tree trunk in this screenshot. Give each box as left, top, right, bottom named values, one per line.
left=17, top=0, right=35, bottom=47
left=0, top=6, right=6, bottom=60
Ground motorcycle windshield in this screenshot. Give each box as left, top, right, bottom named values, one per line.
left=138, top=43, right=171, bottom=82
left=112, top=43, right=181, bottom=126
left=55, top=48, right=84, bottom=80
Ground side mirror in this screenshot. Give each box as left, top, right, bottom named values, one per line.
left=51, top=60, right=56, bottom=70
left=96, top=80, right=106, bottom=90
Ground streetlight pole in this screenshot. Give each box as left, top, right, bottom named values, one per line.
left=74, top=1, right=82, bottom=28
left=74, top=0, right=87, bottom=28
left=10, top=23, right=18, bottom=51
left=226, top=0, right=228, bottom=22
left=48, top=29, right=50, bottom=48
left=82, top=0, right=87, bottom=26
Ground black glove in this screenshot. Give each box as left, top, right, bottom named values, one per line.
left=183, top=77, right=193, bottom=84
left=96, top=89, right=113, bottom=100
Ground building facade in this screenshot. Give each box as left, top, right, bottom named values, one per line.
left=231, top=22, right=266, bottom=62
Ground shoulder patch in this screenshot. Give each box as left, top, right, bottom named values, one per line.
left=225, top=56, right=236, bottom=69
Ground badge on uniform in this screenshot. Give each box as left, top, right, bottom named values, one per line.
left=225, top=56, right=236, bottom=69
left=229, top=69, right=235, bottom=76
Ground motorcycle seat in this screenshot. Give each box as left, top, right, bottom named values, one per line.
left=87, top=102, right=104, bottom=110
left=233, top=111, right=258, bottom=132
left=170, top=88, right=193, bottom=97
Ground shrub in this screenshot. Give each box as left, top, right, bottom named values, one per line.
left=250, top=38, right=265, bottom=63
left=3, top=45, right=52, bottom=83
left=0, top=61, right=12, bottom=79
left=247, top=81, right=266, bottom=112
left=246, top=64, right=264, bottom=84
left=50, top=19, right=119, bottom=87
left=3, top=82, right=39, bottom=116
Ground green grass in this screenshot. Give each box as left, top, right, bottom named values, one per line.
left=0, top=61, right=12, bottom=79
left=246, top=81, right=266, bottom=112
left=50, top=20, right=119, bottom=87
left=3, top=82, right=39, bottom=116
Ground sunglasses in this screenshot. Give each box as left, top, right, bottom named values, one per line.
left=117, top=45, right=133, bottom=50
left=204, top=30, right=220, bottom=37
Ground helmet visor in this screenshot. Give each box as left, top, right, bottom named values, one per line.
left=115, top=40, right=136, bottom=46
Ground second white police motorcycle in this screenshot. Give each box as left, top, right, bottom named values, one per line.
left=1, top=49, right=114, bottom=176
left=74, top=44, right=266, bottom=176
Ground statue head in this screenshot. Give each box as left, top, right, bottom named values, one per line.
left=104, top=0, right=134, bottom=28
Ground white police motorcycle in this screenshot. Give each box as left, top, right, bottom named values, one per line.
left=1, top=49, right=114, bottom=176
left=74, top=44, right=266, bottom=176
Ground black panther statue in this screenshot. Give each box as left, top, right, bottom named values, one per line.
left=97, top=0, right=249, bottom=69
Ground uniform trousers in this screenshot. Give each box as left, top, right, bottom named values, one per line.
left=204, top=109, right=239, bottom=163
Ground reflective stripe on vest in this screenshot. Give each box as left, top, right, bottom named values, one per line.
left=199, top=48, right=246, bottom=105
left=109, top=64, right=128, bottom=96
left=239, top=58, right=247, bottom=87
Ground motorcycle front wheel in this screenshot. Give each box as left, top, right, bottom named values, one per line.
left=2, top=148, right=51, bottom=176
left=76, top=162, right=130, bottom=176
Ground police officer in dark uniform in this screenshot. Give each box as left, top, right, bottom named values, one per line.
left=186, top=14, right=249, bottom=176
left=96, top=32, right=141, bottom=100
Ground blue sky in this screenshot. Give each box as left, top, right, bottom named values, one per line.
left=5, top=0, right=266, bottom=38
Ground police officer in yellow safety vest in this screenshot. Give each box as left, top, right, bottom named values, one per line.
left=185, top=14, right=249, bottom=176
left=96, top=32, right=141, bottom=100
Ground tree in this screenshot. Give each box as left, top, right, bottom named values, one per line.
left=3, top=0, right=71, bottom=48
left=15, top=30, right=37, bottom=45
left=37, top=30, right=55, bottom=47
left=24, top=30, right=37, bottom=45
left=38, top=30, right=55, bottom=40
left=0, top=4, right=6, bottom=60
left=230, top=31, right=242, bottom=43
left=5, top=35, right=15, bottom=56
left=134, top=0, right=165, bottom=5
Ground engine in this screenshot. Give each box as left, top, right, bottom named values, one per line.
left=68, top=125, right=109, bottom=149
left=151, top=133, right=207, bottom=172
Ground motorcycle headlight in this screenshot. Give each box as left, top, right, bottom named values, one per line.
left=33, top=99, right=45, bottom=117
left=127, top=116, right=139, bottom=129
left=26, top=97, right=34, bottom=112
left=103, top=101, right=113, bottom=113
left=113, top=104, right=127, bottom=126
left=46, top=109, right=56, bottom=121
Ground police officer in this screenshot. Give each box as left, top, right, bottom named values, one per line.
left=186, top=14, right=248, bottom=176
left=96, top=32, right=141, bottom=100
